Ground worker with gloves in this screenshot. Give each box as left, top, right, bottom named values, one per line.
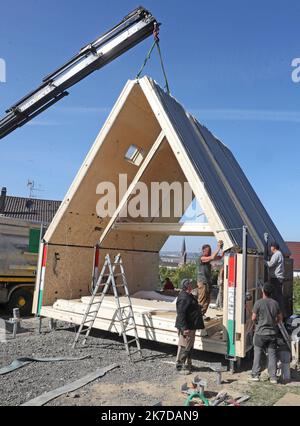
left=175, top=278, right=204, bottom=374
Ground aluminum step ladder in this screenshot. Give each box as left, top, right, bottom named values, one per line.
left=72, top=253, right=142, bottom=360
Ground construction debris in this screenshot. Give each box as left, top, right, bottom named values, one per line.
left=181, top=378, right=250, bottom=406
left=0, top=355, right=90, bottom=375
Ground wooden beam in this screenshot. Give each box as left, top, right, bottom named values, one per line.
left=113, top=222, right=214, bottom=236
left=140, top=77, right=233, bottom=251
left=99, top=131, right=165, bottom=245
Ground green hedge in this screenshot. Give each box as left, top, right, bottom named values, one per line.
left=294, top=277, right=300, bottom=314
left=159, top=263, right=220, bottom=289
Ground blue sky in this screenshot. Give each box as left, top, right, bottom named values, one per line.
left=0, top=0, right=299, bottom=251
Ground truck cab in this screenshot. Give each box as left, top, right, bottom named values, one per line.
left=0, top=216, right=42, bottom=315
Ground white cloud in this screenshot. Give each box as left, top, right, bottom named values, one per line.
left=190, top=108, right=300, bottom=123
left=57, top=106, right=110, bottom=115
left=28, top=120, right=61, bottom=126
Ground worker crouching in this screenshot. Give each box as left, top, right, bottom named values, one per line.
left=175, top=278, right=204, bottom=374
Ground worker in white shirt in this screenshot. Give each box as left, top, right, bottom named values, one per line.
left=265, top=242, right=285, bottom=318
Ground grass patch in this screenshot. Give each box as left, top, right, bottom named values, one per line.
left=294, top=277, right=300, bottom=314
left=245, top=383, right=300, bottom=406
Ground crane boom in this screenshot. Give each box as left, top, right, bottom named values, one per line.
left=0, top=6, right=158, bottom=140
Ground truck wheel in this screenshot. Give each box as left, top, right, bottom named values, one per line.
left=7, top=288, right=33, bottom=316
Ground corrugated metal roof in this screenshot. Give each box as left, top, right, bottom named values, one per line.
left=1, top=195, right=60, bottom=224
left=286, top=242, right=300, bottom=270
left=150, top=79, right=290, bottom=255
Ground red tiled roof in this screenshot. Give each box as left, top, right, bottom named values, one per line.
left=286, top=242, right=300, bottom=271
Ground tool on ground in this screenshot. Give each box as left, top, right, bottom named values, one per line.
left=181, top=377, right=209, bottom=406
left=192, top=376, right=207, bottom=395
left=72, top=253, right=142, bottom=360
left=49, top=318, right=57, bottom=331
left=210, top=391, right=229, bottom=406
left=0, top=7, right=158, bottom=139
left=21, top=363, right=119, bottom=406
left=207, top=362, right=228, bottom=385
left=8, top=308, right=21, bottom=339
left=225, top=394, right=250, bottom=406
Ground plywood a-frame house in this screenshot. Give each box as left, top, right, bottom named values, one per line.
left=33, top=76, right=292, bottom=360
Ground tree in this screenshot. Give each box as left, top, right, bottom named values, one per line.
left=159, top=263, right=197, bottom=288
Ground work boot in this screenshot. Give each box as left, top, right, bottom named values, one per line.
left=176, top=362, right=183, bottom=372
left=186, top=359, right=193, bottom=373
left=179, top=364, right=192, bottom=375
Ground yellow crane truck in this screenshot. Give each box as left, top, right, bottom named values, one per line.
left=0, top=216, right=43, bottom=315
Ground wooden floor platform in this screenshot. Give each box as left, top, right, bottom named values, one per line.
left=40, top=296, right=227, bottom=355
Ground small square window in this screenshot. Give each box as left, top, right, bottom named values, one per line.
left=124, top=144, right=144, bottom=166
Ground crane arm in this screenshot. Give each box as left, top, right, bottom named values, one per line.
left=0, top=6, right=158, bottom=140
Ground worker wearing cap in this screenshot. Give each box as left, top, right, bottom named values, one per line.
left=175, top=278, right=204, bottom=374
left=194, top=240, right=224, bottom=319
left=265, top=242, right=285, bottom=317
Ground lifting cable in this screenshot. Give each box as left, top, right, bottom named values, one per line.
left=136, top=23, right=170, bottom=94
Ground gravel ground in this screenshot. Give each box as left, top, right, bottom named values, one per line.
left=1, top=315, right=300, bottom=406
left=0, top=316, right=222, bottom=406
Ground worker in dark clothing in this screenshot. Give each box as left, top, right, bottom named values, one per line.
left=249, top=283, right=282, bottom=384
left=175, top=278, right=204, bottom=374
left=194, top=240, right=223, bottom=318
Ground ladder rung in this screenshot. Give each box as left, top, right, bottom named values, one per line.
left=73, top=254, right=141, bottom=356
left=124, top=327, right=136, bottom=332
left=129, top=349, right=142, bottom=356
left=126, top=338, right=138, bottom=345
left=114, top=316, right=134, bottom=322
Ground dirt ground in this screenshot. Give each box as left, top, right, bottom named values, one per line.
left=1, top=312, right=300, bottom=406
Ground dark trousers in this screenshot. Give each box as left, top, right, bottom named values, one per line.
left=252, top=333, right=277, bottom=380
left=270, top=277, right=285, bottom=317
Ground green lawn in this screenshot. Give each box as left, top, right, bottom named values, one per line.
left=294, top=277, right=300, bottom=314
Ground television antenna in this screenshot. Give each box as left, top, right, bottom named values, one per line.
left=27, top=179, right=44, bottom=198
